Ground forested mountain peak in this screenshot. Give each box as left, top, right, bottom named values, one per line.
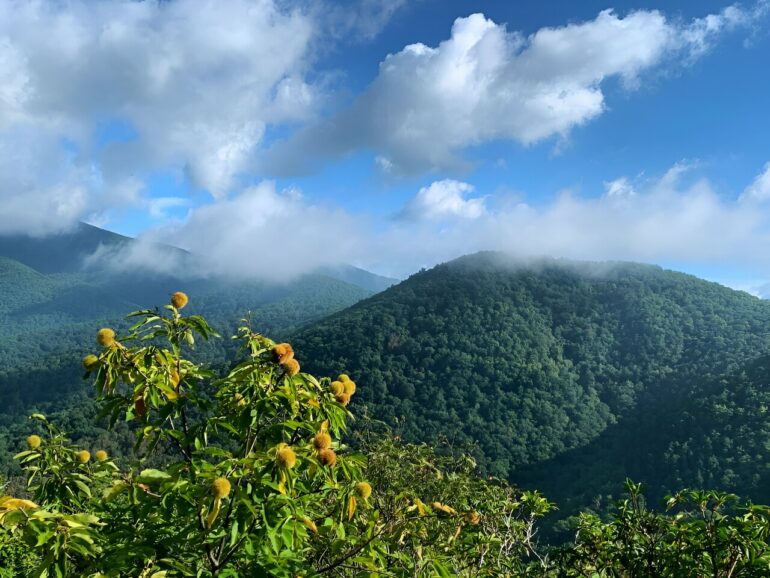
left=416, top=251, right=717, bottom=286
left=292, top=251, right=770, bottom=508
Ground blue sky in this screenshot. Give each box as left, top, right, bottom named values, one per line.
left=287, top=1, right=769, bottom=214
left=1, top=0, right=769, bottom=289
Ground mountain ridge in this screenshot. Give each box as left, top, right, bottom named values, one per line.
left=0, top=222, right=398, bottom=292
left=291, top=251, right=770, bottom=511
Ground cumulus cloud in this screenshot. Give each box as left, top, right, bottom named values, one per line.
left=267, top=5, right=760, bottom=175
left=399, top=180, right=485, bottom=220
left=3, top=0, right=766, bottom=287
left=0, top=0, right=315, bottom=235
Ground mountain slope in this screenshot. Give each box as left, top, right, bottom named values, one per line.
left=292, top=252, right=770, bottom=484
left=0, top=222, right=392, bottom=336
left=517, top=352, right=770, bottom=520
left=0, top=222, right=397, bottom=294
left=0, top=225, right=388, bottom=474
left=0, top=223, right=134, bottom=273
left=316, top=265, right=398, bottom=293
left=0, top=266, right=375, bottom=401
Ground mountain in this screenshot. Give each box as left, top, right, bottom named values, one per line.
left=517, top=352, right=770, bottom=521
left=0, top=222, right=396, bottom=293
left=0, top=224, right=391, bottom=474
left=0, top=222, right=136, bottom=274
left=6, top=238, right=770, bottom=523
left=291, top=252, right=770, bottom=511
left=316, top=264, right=398, bottom=293
left=0, top=223, right=387, bottom=344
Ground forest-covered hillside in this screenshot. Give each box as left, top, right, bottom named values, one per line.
left=518, top=352, right=770, bottom=522
left=0, top=225, right=392, bottom=474
left=292, top=252, right=770, bottom=510
left=0, top=264, right=375, bottom=473
left=0, top=223, right=392, bottom=391
left=6, top=296, right=768, bottom=577
left=6, top=245, right=770, bottom=528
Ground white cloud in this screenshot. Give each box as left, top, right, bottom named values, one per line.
left=682, top=5, right=744, bottom=58
left=130, top=182, right=364, bottom=282
left=267, top=5, right=759, bottom=175
left=365, top=163, right=770, bottom=277
left=92, top=162, right=770, bottom=283
left=0, top=0, right=316, bottom=235
left=400, top=180, right=485, bottom=220
left=2, top=0, right=766, bottom=285
left=0, top=126, right=91, bottom=236
left=740, top=162, right=770, bottom=202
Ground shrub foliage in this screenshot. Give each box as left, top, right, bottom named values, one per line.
left=0, top=296, right=552, bottom=577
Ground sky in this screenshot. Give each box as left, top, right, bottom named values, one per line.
left=1, top=0, right=770, bottom=292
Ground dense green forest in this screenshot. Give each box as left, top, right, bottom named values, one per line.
left=0, top=255, right=377, bottom=408
left=6, top=236, right=770, bottom=543
left=0, top=224, right=394, bottom=477
left=292, top=252, right=770, bottom=521
left=4, top=298, right=770, bottom=577
left=519, top=353, right=770, bottom=525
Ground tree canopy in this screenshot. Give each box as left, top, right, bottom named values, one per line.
left=292, top=253, right=770, bottom=514
left=4, top=294, right=770, bottom=576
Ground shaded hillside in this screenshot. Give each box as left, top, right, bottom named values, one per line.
left=518, top=352, right=770, bottom=523
left=316, top=264, right=398, bottom=292
left=0, top=257, right=138, bottom=332
left=292, top=252, right=770, bottom=483
left=0, top=269, right=374, bottom=409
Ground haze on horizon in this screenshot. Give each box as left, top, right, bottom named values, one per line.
left=1, top=0, right=770, bottom=293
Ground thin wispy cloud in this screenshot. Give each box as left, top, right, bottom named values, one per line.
left=740, top=162, right=770, bottom=202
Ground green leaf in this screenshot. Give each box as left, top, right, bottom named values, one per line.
left=74, top=480, right=92, bottom=498
left=432, top=560, right=453, bottom=577
left=137, top=469, right=172, bottom=483
left=230, top=519, right=240, bottom=547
